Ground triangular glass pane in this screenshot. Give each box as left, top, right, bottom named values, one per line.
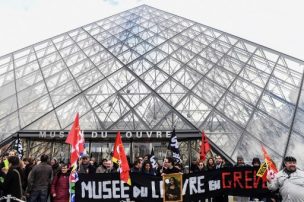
left=154, top=112, right=194, bottom=130
left=192, top=77, right=225, bottom=106
left=19, top=95, right=53, bottom=128
left=134, top=95, right=170, bottom=128
left=78, top=110, right=102, bottom=130
left=201, top=111, right=243, bottom=156
left=175, top=94, right=212, bottom=128
left=157, top=78, right=188, bottom=106
left=246, top=110, right=289, bottom=156
left=173, top=66, right=202, bottom=89
left=258, top=92, right=295, bottom=126
left=229, top=77, right=262, bottom=106
left=18, top=81, right=48, bottom=108
left=140, top=67, right=168, bottom=89
left=75, top=67, right=104, bottom=90
left=157, top=57, right=183, bottom=76
left=239, top=65, right=270, bottom=88
left=56, top=95, right=92, bottom=129
left=286, top=131, right=304, bottom=169
left=107, top=68, right=135, bottom=91
left=85, top=79, right=116, bottom=107
left=46, top=69, right=73, bottom=91
left=0, top=112, right=19, bottom=141
left=216, top=92, right=254, bottom=127
left=50, top=80, right=81, bottom=107
left=293, top=108, right=304, bottom=135
left=0, top=95, right=17, bottom=120
left=187, top=55, right=214, bottom=76
left=24, top=111, right=61, bottom=130
left=127, top=58, right=153, bottom=76
left=109, top=111, right=148, bottom=130
left=206, top=66, right=235, bottom=88
left=120, top=80, right=151, bottom=107
left=94, top=95, right=130, bottom=129
left=97, top=58, right=123, bottom=77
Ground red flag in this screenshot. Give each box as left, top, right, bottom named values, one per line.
left=200, top=131, right=211, bottom=161
left=65, top=113, right=84, bottom=166
left=112, top=132, right=131, bottom=185
left=257, top=146, right=278, bottom=180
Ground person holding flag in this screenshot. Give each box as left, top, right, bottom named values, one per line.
left=65, top=113, right=86, bottom=202
left=267, top=156, right=304, bottom=201
left=112, top=131, right=131, bottom=185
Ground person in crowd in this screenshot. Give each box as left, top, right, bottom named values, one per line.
left=206, top=157, right=216, bottom=171
left=143, top=155, right=149, bottom=162
left=267, top=156, right=304, bottom=201
left=26, top=154, right=53, bottom=202
left=194, top=161, right=205, bottom=173
left=51, top=164, right=70, bottom=202
left=190, top=158, right=198, bottom=173
left=96, top=159, right=108, bottom=173
left=215, top=155, right=226, bottom=169
left=0, top=156, right=24, bottom=200
left=141, top=161, right=155, bottom=175
left=214, top=155, right=228, bottom=202
left=165, top=177, right=181, bottom=201
left=78, top=154, right=96, bottom=174
left=252, top=157, right=261, bottom=168
left=234, top=155, right=249, bottom=202
left=235, top=155, right=249, bottom=167
left=162, top=157, right=180, bottom=175
left=90, top=157, right=99, bottom=169
left=96, top=160, right=116, bottom=173
left=22, top=157, right=35, bottom=191
left=8, top=150, right=17, bottom=157
left=51, top=158, right=60, bottom=176
left=131, top=160, right=142, bottom=173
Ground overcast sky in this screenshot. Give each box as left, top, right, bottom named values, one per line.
left=0, top=0, right=303, bottom=61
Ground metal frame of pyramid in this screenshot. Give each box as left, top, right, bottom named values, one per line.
left=0, top=5, right=304, bottom=167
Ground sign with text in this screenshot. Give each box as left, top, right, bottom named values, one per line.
left=75, top=167, right=271, bottom=202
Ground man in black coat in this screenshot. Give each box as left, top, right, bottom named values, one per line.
left=1, top=156, right=24, bottom=199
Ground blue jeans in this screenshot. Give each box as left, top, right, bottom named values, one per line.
left=28, top=190, right=48, bottom=202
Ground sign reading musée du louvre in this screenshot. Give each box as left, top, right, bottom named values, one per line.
left=36, top=131, right=172, bottom=139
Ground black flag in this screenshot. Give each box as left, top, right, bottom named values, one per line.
left=14, top=134, right=23, bottom=159
left=149, top=148, right=158, bottom=169
left=168, top=128, right=181, bottom=162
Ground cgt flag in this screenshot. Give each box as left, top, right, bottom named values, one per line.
left=257, top=146, right=278, bottom=180
left=65, top=113, right=85, bottom=167
left=200, top=130, right=211, bottom=161
left=112, top=132, right=131, bottom=185
left=168, top=128, right=181, bottom=162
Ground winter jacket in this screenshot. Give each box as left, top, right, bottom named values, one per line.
left=1, top=168, right=23, bottom=199
left=267, top=168, right=304, bottom=202
left=51, top=173, right=69, bottom=202
left=26, top=162, right=53, bottom=193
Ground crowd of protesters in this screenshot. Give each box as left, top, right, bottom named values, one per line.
left=0, top=149, right=303, bottom=202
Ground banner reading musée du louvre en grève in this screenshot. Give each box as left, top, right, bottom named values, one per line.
left=76, top=167, right=271, bottom=202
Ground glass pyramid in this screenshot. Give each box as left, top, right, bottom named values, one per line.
left=0, top=5, right=304, bottom=168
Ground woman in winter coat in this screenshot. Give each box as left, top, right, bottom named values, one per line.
left=51, top=164, right=70, bottom=202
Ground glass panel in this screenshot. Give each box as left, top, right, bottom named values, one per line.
left=0, top=96, right=17, bottom=120
left=286, top=131, right=304, bottom=169
left=24, top=111, right=61, bottom=130
left=246, top=111, right=289, bottom=155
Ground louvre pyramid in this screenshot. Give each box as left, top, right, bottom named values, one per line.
left=1, top=5, right=304, bottom=167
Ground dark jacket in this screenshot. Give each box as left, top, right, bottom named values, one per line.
left=163, top=166, right=180, bottom=174
left=78, top=163, right=96, bottom=174
left=51, top=173, right=69, bottom=202
left=1, top=168, right=23, bottom=199
left=27, top=162, right=53, bottom=193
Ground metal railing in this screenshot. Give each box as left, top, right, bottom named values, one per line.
left=0, top=195, right=26, bottom=202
